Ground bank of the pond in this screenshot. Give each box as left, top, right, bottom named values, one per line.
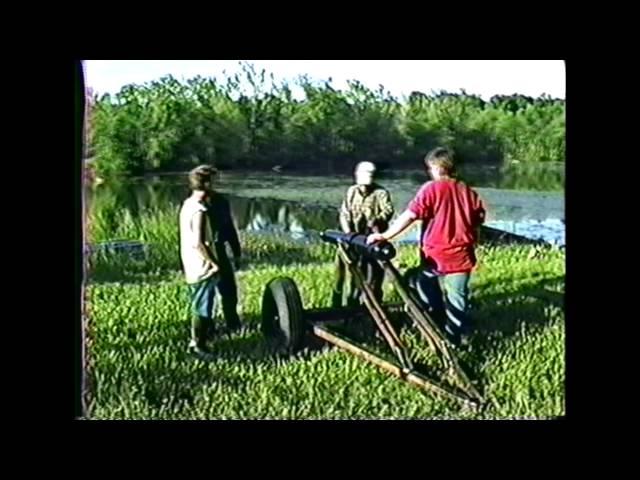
left=88, top=190, right=565, bottom=258
left=394, top=218, right=565, bottom=247
left=484, top=219, right=565, bottom=247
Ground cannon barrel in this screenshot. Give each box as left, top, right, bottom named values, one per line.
left=320, top=230, right=396, bottom=261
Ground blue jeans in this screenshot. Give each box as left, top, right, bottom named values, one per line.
left=414, top=268, right=472, bottom=341
left=188, top=275, right=219, bottom=319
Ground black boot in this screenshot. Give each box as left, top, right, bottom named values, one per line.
left=331, top=290, right=343, bottom=308
left=223, top=309, right=242, bottom=333
left=189, top=316, right=213, bottom=356
left=202, top=316, right=217, bottom=341
left=224, top=321, right=241, bottom=336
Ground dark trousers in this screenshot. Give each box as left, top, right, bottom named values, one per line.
left=215, top=245, right=241, bottom=328
left=332, top=252, right=385, bottom=307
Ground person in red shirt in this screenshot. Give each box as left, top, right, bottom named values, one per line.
left=367, top=147, right=486, bottom=346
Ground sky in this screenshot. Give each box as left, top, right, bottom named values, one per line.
left=84, top=60, right=565, bottom=101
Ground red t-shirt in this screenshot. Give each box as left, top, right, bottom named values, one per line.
left=408, top=179, right=486, bottom=274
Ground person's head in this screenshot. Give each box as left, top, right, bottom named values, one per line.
left=188, top=164, right=217, bottom=193
left=424, top=147, right=455, bottom=180
left=354, top=161, right=376, bottom=186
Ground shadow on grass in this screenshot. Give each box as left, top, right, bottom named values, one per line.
left=376, top=274, right=565, bottom=402
left=472, top=275, right=564, bottom=336
left=200, top=274, right=563, bottom=381
left=443, top=274, right=566, bottom=393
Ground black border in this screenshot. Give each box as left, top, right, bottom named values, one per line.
left=74, top=60, right=86, bottom=419
left=67, top=57, right=578, bottom=438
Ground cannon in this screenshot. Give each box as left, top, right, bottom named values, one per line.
left=261, top=230, right=484, bottom=409
left=319, top=230, right=397, bottom=261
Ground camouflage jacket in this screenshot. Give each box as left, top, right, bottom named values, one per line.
left=339, top=183, right=394, bottom=233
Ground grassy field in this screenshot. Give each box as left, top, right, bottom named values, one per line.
left=85, top=215, right=565, bottom=419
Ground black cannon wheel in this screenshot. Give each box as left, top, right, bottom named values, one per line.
left=261, top=277, right=307, bottom=352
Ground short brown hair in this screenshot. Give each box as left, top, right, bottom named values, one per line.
left=188, top=165, right=217, bottom=191
left=424, top=147, right=455, bottom=175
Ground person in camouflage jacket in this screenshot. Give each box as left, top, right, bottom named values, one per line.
left=332, top=161, right=394, bottom=307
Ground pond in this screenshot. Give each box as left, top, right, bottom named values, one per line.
left=86, top=165, right=565, bottom=247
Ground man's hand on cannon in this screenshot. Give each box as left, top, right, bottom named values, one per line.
left=367, top=233, right=386, bottom=245
left=321, top=230, right=396, bottom=261
left=367, top=211, right=418, bottom=245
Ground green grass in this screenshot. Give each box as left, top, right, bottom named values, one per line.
left=85, top=232, right=565, bottom=420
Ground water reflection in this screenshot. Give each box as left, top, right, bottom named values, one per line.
left=229, top=195, right=335, bottom=239
left=87, top=180, right=339, bottom=238
left=88, top=178, right=565, bottom=247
